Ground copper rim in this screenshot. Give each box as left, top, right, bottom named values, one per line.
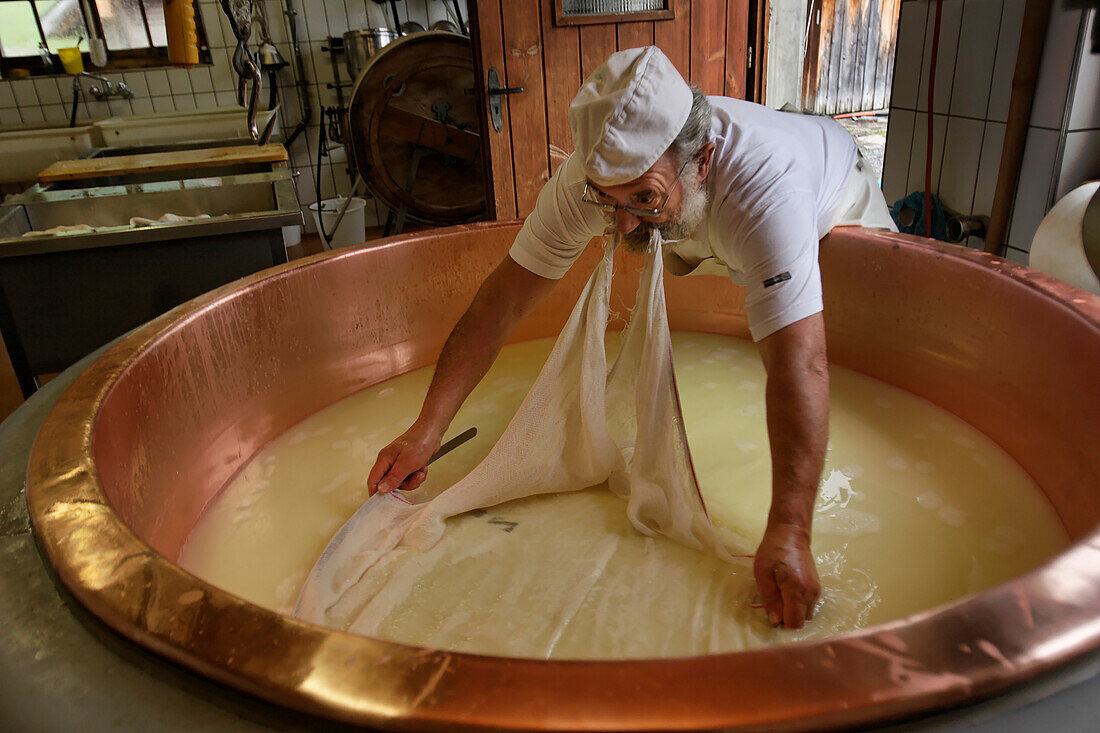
left=25, top=222, right=1100, bottom=731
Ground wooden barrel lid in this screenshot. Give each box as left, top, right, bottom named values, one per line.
left=347, top=32, right=486, bottom=225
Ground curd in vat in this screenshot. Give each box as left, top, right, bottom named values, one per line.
left=180, top=333, right=1068, bottom=658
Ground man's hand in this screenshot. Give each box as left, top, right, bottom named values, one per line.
left=753, top=521, right=820, bottom=629
left=363, top=256, right=557, bottom=499
left=367, top=422, right=442, bottom=496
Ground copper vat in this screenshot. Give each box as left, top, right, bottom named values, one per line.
left=25, top=222, right=1100, bottom=730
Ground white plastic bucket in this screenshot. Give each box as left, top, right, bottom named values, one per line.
left=281, top=224, right=302, bottom=249
left=309, top=197, right=367, bottom=248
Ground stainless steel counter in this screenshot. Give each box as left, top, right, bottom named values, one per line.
left=0, top=168, right=301, bottom=397
left=0, top=170, right=299, bottom=254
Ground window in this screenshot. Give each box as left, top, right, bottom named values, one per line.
left=0, top=0, right=210, bottom=77
left=555, top=0, right=673, bottom=26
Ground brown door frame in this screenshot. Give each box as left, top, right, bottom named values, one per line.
left=469, top=0, right=515, bottom=220
left=750, top=0, right=769, bottom=104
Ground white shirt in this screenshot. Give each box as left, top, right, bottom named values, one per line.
left=509, top=97, right=859, bottom=341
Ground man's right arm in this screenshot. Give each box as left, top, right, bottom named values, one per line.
left=367, top=256, right=558, bottom=495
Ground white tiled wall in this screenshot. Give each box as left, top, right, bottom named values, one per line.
left=904, top=111, right=948, bottom=198
left=971, top=121, right=1006, bottom=220
left=1056, top=12, right=1100, bottom=203
left=1007, top=125, right=1060, bottom=251
left=883, top=1, right=1097, bottom=258
left=937, top=116, right=983, bottom=213
left=0, top=0, right=470, bottom=230
left=1068, top=34, right=1100, bottom=132
left=947, top=0, right=1000, bottom=121
left=914, top=0, right=963, bottom=115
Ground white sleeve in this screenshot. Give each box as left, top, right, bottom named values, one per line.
left=508, top=154, right=607, bottom=280
left=717, top=191, right=824, bottom=342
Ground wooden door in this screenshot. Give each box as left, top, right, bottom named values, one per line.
left=801, top=0, right=900, bottom=114
left=471, top=0, right=761, bottom=221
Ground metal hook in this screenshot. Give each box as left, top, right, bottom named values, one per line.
left=230, top=40, right=270, bottom=143
left=222, top=0, right=276, bottom=145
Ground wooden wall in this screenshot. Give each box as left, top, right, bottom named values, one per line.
left=801, top=0, right=900, bottom=114
left=472, top=0, right=756, bottom=220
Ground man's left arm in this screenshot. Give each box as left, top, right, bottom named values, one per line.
left=754, top=312, right=827, bottom=629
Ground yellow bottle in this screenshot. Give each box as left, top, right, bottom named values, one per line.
left=164, top=0, right=199, bottom=68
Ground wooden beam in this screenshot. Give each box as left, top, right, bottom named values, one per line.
left=37, top=144, right=287, bottom=183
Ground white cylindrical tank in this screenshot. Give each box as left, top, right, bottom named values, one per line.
left=1030, top=182, right=1100, bottom=296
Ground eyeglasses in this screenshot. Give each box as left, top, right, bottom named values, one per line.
left=581, top=158, right=693, bottom=219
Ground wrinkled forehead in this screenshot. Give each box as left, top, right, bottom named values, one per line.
left=586, top=150, right=680, bottom=193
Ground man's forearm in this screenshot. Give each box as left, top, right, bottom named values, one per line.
left=764, top=364, right=829, bottom=533
left=415, top=257, right=557, bottom=437
left=756, top=312, right=831, bottom=534
left=416, top=299, right=517, bottom=434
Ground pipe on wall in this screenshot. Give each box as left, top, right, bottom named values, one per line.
left=280, top=0, right=312, bottom=148
left=946, top=215, right=989, bottom=243
left=984, top=0, right=1053, bottom=255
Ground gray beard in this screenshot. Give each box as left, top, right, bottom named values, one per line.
left=614, top=175, right=709, bottom=254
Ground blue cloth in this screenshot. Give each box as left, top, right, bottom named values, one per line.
left=891, top=191, right=948, bottom=240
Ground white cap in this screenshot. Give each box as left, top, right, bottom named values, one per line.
left=568, top=46, right=693, bottom=187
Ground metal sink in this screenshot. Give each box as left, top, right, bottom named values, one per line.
left=0, top=107, right=280, bottom=187
left=94, top=106, right=278, bottom=147
left=0, top=171, right=301, bottom=252
left=0, top=169, right=303, bottom=394
left=0, top=122, right=104, bottom=184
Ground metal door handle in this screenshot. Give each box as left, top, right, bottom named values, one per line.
left=487, top=67, right=523, bottom=132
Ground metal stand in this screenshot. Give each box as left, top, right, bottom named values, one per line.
left=383, top=146, right=427, bottom=237
left=320, top=36, right=354, bottom=180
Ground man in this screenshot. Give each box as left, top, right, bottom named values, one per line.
left=367, top=47, right=896, bottom=630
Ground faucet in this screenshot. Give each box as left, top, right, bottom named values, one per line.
left=75, top=72, right=134, bottom=101
left=68, top=71, right=136, bottom=126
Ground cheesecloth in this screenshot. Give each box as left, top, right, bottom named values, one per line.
left=294, top=233, right=755, bottom=630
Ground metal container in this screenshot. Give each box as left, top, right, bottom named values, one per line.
left=24, top=223, right=1100, bottom=730
left=0, top=167, right=301, bottom=396
left=429, top=19, right=461, bottom=33
left=343, top=27, right=398, bottom=81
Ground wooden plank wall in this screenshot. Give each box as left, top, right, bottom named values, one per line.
left=802, top=0, right=900, bottom=115
left=475, top=0, right=752, bottom=220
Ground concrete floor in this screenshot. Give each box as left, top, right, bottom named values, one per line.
left=837, top=113, right=888, bottom=185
